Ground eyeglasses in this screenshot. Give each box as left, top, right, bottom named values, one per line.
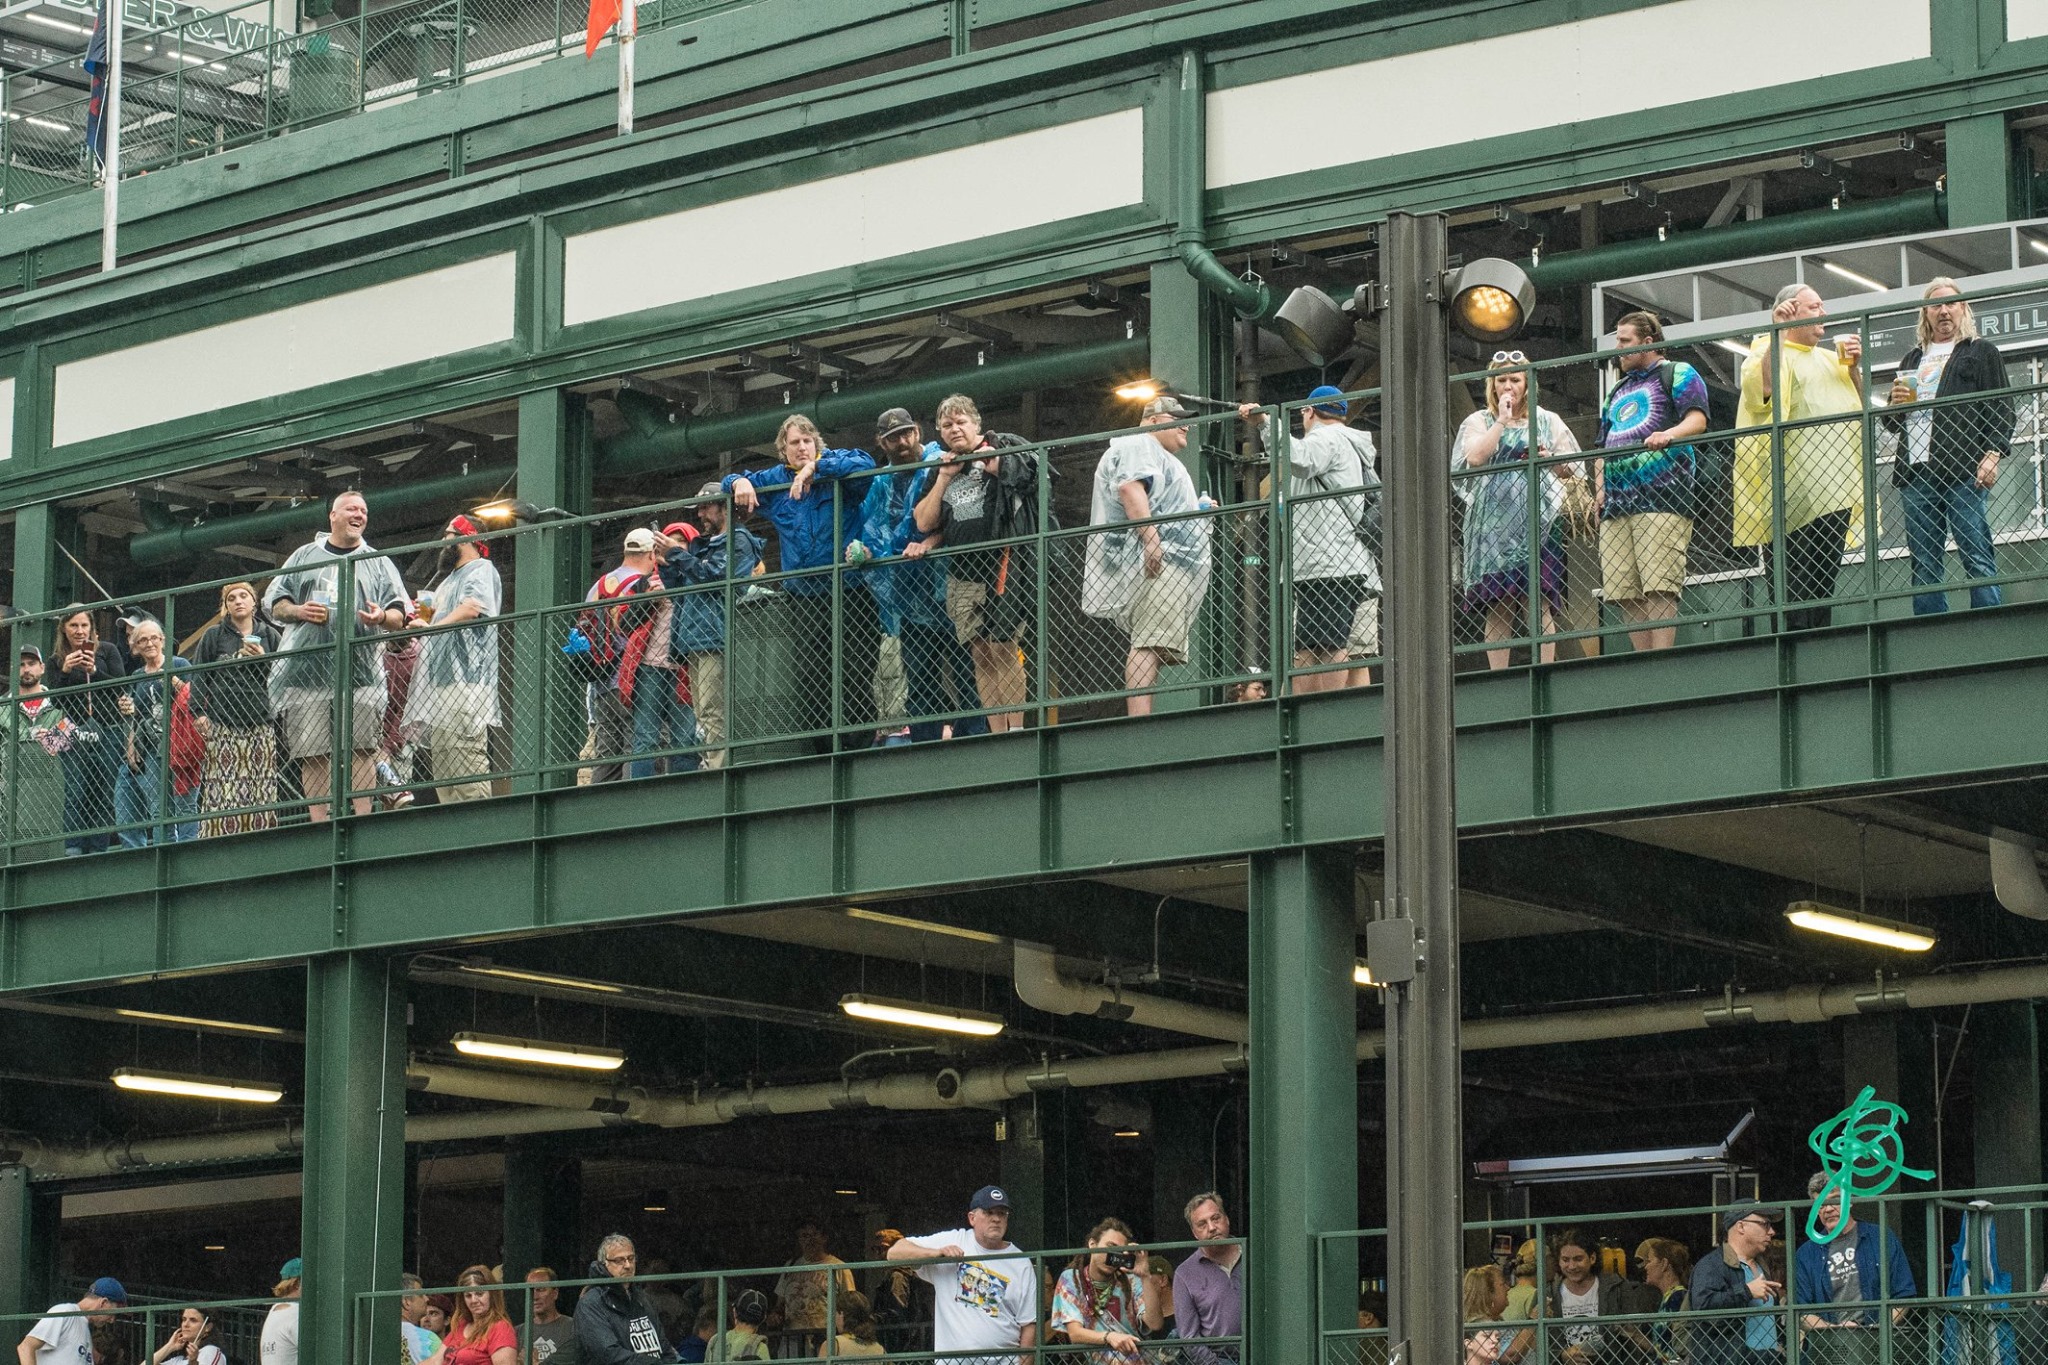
left=1491, top=350, right=1529, bottom=364
left=605, top=1255, right=638, bottom=1266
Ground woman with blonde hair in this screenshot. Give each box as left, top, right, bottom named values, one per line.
left=1461, top=1264, right=1532, bottom=1365
left=1452, top=354, right=1582, bottom=668
left=442, top=1266, right=516, bottom=1365
left=189, top=579, right=283, bottom=836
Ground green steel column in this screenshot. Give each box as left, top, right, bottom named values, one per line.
left=503, top=1149, right=546, bottom=1284
left=301, top=953, right=407, bottom=1365
left=1971, top=1002, right=2041, bottom=1268
left=1248, top=848, right=1359, bottom=1365
left=998, top=1097, right=1052, bottom=1251
left=1943, top=113, right=2018, bottom=227
left=502, top=1146, right=582, bottom=1282
left=513, top=388, right=592, bottom=794
left=11, top=502, right=69, bottom=617
left=1151, top=1087, right=1221, bottom=1247
left=0, top=1164, right=56, bottom=1323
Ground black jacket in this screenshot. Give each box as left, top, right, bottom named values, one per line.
left=189, top=620, right=283, bottom=730
left=1689, top=1246, right=1775, bottom=1365
left=52, top=640, right=126, bottom=724
left=574, top=1266, right=674, bottom=1365
left=1889, top=336, right=2013, bottom=488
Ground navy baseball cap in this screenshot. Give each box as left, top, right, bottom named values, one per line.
left=1725, top=1205, right=1779, bottom=1229
left=1308, top=385, right=1348, bottom=416
left=89, top=1278, right=127, bottom=1305
left=968, top=1185, right=1014, bottom=1212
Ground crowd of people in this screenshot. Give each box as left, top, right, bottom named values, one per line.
left=0, top=281, right=2019, bottom=852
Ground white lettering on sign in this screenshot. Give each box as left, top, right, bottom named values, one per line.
left=628, top=1317, right=660, bottom=1356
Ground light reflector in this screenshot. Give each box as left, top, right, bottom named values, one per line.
left=1785, top=902, right=1936, bottom=952
left=451, top=1032, right=626, bottom=1071
left=111, top=1068, right=284, bottom=1104
left=838, top=994, right=1005, bottom=1037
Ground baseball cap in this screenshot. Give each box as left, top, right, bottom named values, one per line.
left=875, top=407, right=919, bottom=440
left=623, top=528, right=656, bottom=553
left=1142, top=396, right=1191, bottom=420
left=661, top=522, right=694, bottom=540
left=279, top=1257, right=304, bottom=1280
left=1308, top=384, right=1349, bottom=417
left=1725, top=1204, right=1779, bottom=1230
left=19, top=644, right=41, bottom=662
left=734, top=1289, right=770, bottom=1326
left=89, top=1277, right=127, bottom=1305
left=698, top=480, right=726, bottom=499
left=968, top=1184, right=1014, bottom=1213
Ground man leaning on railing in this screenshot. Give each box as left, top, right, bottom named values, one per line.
left=1794, top=1173, right=1914, bottom=1364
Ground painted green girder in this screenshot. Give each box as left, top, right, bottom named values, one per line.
left=0, top=0, right=2035, bottom=509
left=4, top=600, right=2046, bottom=995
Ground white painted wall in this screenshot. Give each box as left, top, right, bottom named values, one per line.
left=2012, top=0, right=2048, bottom=41
left=1207, top=0, right=1931, bottom=188
left=0, top=377, right=14, bottom=463
left=562, top=107, right=1146, bottom=328
left=52, top=253, right=518, bottom=448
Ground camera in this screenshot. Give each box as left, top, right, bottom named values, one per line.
left=1105, top=1249, right=1138, bottom=1271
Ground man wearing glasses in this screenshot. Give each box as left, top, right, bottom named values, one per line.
left=576, top=1235, right=676, bottom=1364
left=1690, top=1206, right=1784, bottom=1365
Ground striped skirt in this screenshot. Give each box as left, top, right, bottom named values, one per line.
left=198, top=724, right=280, bottom=838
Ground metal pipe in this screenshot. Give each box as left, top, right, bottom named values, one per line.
left=1524, top=189, right=1947, bottom=293
left=1174, top=47, right=1273, bottom=321
left=1011, top=940, right=1250, bottom=1043
left=127, top=466, right=506, bottom=565
left=16, top=962, right=2048, bottom=1176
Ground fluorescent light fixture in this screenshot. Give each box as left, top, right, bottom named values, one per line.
left=1113, top=1129, right=1143, bottom=1139
left=25, top=11, right=88, bottom=33
left=203, top=1244, right=226, bottom=1252
left=458, top=964, right=623, bottom=994
left=1113, top=380, right=1164, bottom=402
left=833, top=1187, right=860, bottom=1196
left=1717, top=339, right=1755, bottom=357
left=838, top=994, right=1005, bottom=1037
left=113, top=1008, right=289, bottom=1037
left=111, top=1068, right=284, bottom=1104
left=1821, top=261, right=1888, bottom=293
left=1785, top=901, right=1935, bottom=952
left=844, top=907, right=1004, bottom=946
left=1354, top=962, right=1386, bottom=989
left=451, top=1032, right=626, bottom=1071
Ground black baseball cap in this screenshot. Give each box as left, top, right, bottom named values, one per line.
left=969, top=1185, right=1014, bottom=1212
left=875, top=408, right=920, bottom=440
left=1725, top=1204, right=1779, bottom=1229
left=18, top=644, right=41, bottom=661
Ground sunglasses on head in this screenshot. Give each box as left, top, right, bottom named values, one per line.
left=1492, top=350, right=1529, bottom=365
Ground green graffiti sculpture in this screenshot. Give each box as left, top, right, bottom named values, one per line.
left=1805, top=1085, right=1935, bottom=1243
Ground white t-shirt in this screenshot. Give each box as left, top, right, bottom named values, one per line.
left=1559, top=1281, right=1602, bottom=1349
left=262, top=1302, right=301, bottom=1365
left=26, top=1306, right=93, bottom=1365
left=1904, top=340, right=1956, bottom=466
left=912, top=1228, right=1038, bottom=1361
left=162, top=1348, right=229, bottom=1365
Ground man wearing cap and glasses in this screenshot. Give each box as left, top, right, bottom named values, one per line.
left=888, top=1186, right=1038, bottom=1365
left=1690, top=1206, right=1784, bottom=1365
left=657, top=484, right=763, bottom=771
left=1240, top=386, right=1381, bottom=691
left=16, top=1275, right=125, bottom=1365
left=851, top=409, right=990, bottom=744
left=403, top=515, right=502, bottom=802
left=1083, top=397, right=1215, bottom=716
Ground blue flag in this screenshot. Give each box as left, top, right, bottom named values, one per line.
left=83, top=0, right=109, bottom=168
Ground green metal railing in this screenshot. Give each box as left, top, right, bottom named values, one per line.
left=3, top=281, right=2047, bottom=855
left=1319, top=1184, right=2048, bottom=1365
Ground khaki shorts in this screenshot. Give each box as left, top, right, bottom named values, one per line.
left=1121, top=562, right=1197, bottom=664
left=1345, top=593, right=1380, bottom=661
left=1600, top=511, right=1693, bottom=601
left=945, top=577, right=1022, bottom=646
left=279, top=686, right=386, bottom=760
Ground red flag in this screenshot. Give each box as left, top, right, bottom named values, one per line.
left=584, top=0, right=619, bottom=56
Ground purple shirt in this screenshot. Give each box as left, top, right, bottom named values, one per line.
left=1173, top=1249, right=1243, bottom=1365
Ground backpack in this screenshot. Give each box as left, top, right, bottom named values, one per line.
left=567, top=569, right=647, bottom=685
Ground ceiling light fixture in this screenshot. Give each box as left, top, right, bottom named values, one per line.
left=1113, top=1129, right=1143, bottom=1139
left=1109, top=378, right=1239, bottom=410
left=833, top=1187, right=859, bottom=1196
left=1785, top=902, right=1936, bottom=953
left=203, top=1244, right=226, bottom=1252
left=2028, top=236, right=2048, bottom=260
left=451, top=1033, right=626, bottom=1071
left=113, top=1008, right=290, bottom=1037
left=844, top=908, right=1004, bottom=946
left=111, top=1068, right=284, bottom=1104
left=25, top=11, right=88, bottom=33
left=838, top=994, right=1005, bottom=1037
left=1821, top=261, right=1888, bottom=293
left=641, top=1189, right=669, bottom=1212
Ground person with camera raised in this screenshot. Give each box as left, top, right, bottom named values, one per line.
left=1050, top=1218, right=1167, bottom=1364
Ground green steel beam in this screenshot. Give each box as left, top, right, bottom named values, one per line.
left=300, top=953, right=406, bottom=1365
left=1247, top=847, right=1357, bottom=1365
left=512, top=388, right=591, bottom=797
left=10, top=602, right=2048, bottom=993
left=0, top=1165, right=56, bottom=1324
left=1942, top=112, right=2019, bottom=228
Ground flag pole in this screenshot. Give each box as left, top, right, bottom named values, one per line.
left=615, top=0, right=633, bottom=135
left=99, top=0, right=121, bottom=272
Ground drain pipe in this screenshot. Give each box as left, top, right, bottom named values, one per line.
left=1174, top=47, right=1273, bottom=321
left=1012, top=941, right=1250, bottom=1043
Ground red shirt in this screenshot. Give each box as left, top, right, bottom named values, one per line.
left=443, top=1319, right=516, bottom=1365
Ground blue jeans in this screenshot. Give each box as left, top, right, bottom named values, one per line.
left=1903, top=477, right=2001, bottom=615
left=901, top=622, right=991, bottom=743
left=114, top=751, right=200, bottom=848
left=60, top=737, right=118, bottom=856
left=630, top=668, right=699, bottom=778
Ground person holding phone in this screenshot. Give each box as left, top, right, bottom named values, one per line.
left=1049, top=1218, right=1166, bottom=1365
left=50, top=606, right=125, bottom=856
left=151, top=1309, right=225, bottom=1365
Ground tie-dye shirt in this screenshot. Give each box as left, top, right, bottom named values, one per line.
left=1598, top=360, right=1710, bottom=520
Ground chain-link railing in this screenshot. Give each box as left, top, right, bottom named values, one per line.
left=339, top=1240, right=1245, bottom=1365
left=1318, top=1184, right=2048, bottom=1365
left=0, top=1293, right=287, bottom=1365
